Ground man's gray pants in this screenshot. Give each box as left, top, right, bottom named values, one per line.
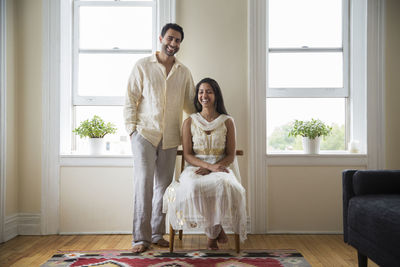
left=130, top=132, right=177, bottom=248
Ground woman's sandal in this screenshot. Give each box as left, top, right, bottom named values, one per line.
left=217, top=228, right=228, bottom=244
left=152, top=238, right=170, bottom=247
left=207, top=238, right=219, bottom=250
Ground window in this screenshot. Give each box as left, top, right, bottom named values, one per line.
left=64, top=0, right=161, bottom=154
left=266, top=0, right=349, bottom=153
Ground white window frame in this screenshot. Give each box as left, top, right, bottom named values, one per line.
left=268, top=47, right=349, bottom=98
left=0, top=0, right=7, bottom=243
left=248, top=0, right=385, bottom=233
left=60, top=0, right=175, bottom=154
left=72, top=1, right=157, bottom=107
left=267, top=0, right=350, bottom=154
left=42, top=0, right=176, bottom=234
left=69, top=1, right=158, bottom=153
left=268, top=0, right=349, bottom=99
left=263, top=0, right=382, bottom=158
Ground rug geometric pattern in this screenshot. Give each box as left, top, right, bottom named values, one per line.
left=41, top=249, right=311, bottom=267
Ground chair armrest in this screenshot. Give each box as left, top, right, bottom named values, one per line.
left=353, top=170, right=400, bottom=195
left=342, top=169, right=357, bottom=243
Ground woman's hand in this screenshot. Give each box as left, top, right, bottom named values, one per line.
left=208, top=163, right=229, bottom=173
left=195, top=167, right=211, bottom=176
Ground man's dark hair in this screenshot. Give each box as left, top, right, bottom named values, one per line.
left=194, top=78, right=228, bottom=115
left=161, top=23, right=184, bottom=41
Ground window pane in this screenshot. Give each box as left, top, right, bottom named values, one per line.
left=268, top=0, right=342, bottom=48
left=78, top=53, right=148, bottom=96
left=268, top=52, right=343, bottom=88
left=74, top=106, right=131, bottom=154
left=267, top=98, right=346, bottom=152
left=79, top=6, right=152, bottom=49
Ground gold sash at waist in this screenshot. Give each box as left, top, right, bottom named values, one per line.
left=193, top=148, right=225, bottom=156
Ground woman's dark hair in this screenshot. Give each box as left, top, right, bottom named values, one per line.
left=161, top=23, right=184, bottom=41
left=194, top=78, right=228, bottom=115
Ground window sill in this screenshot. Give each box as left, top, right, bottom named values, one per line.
left=266, top=152, right=367, bottom=166
left=59, top=151, right=367, bottom=167
left=60, top=153, right=133, bottom=167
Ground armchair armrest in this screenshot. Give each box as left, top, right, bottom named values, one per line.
left=342, top=169, right=357, bottom=243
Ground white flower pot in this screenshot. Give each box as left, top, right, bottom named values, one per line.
left=302, top=137, right=320, bottom=154
left=88, top=138, right=105, bottom=155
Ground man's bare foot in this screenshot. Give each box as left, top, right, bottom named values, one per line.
left=132, top=244, right=147, bottom=253
left=217, top=227, right=228, bottom=244
left=207, top=238, right=219, bottom=250
left=152, top=238, right=169, bottom=247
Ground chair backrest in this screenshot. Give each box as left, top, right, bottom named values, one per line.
left=176, top=150, right=244, bottom=172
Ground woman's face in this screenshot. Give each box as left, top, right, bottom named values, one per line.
left=198, top=83, right=216, bottom=110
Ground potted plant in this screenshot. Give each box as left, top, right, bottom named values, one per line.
left=73, top=115, right=117, bottom=154
left=288, top=118, right=332, bottom=154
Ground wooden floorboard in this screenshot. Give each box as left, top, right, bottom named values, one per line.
left=0, top=234, right=379, bottom=267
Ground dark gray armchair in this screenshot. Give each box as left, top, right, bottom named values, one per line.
left=343, top=170, right=400, bottom=267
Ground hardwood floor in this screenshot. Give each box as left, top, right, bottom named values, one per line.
left=0, top=234, right=378, bottom=266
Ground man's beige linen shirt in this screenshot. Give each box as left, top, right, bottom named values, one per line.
left=124, top=52, right=196, bottom=149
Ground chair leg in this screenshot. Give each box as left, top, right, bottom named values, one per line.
left=179, top=230, right=183, bottom=240
left=357, top=250, right=367, bottom=267
left=169, top=224, right=175, bottom=253
left=235, top=234, right=240, bottom=253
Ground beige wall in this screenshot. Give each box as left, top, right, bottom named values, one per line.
left=267, top=166, right=364, bottom=233
left=60, top=0, right=251, bottom=232
left=5, top=0, right=18, bottom=216
left=385, top=0, right=400, bottom=169
left=15, top=0, right=42, bottom=213
left=176, top=0, right=249, bottom=190
left=60, top=167, right=133, bottom=233
left=5, top=0, right=400, bottom=232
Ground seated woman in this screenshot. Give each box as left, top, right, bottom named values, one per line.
left=163, top=78, right=247, bottom=250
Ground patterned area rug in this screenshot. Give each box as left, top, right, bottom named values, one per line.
left=41, top=249, right=311, bottom=267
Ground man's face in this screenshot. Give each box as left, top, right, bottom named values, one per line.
left=159, top=29, right=182, bottom=57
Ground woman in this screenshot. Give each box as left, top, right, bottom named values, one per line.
left=163, top=78, right=247, bottom=250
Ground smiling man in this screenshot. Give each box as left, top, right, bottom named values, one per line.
left=124, top=23, right=196, bottom=253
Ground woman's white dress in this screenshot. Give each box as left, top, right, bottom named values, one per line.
left=163, top=113, right=247, bottom=241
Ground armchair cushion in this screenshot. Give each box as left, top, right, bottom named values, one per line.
left=343, top=169, right=400, bottom=267
left=348, top=195, right=400, bottom=258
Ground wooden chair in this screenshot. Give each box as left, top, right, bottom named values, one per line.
left=169, top=150, right=244, bottom=253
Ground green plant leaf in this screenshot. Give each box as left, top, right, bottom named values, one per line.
left=288, top=118, right=332, bottom=139
left=72, top=115, right=117, bottom=138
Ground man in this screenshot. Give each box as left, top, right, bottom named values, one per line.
left=124, top=23, right=196, bottom=253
